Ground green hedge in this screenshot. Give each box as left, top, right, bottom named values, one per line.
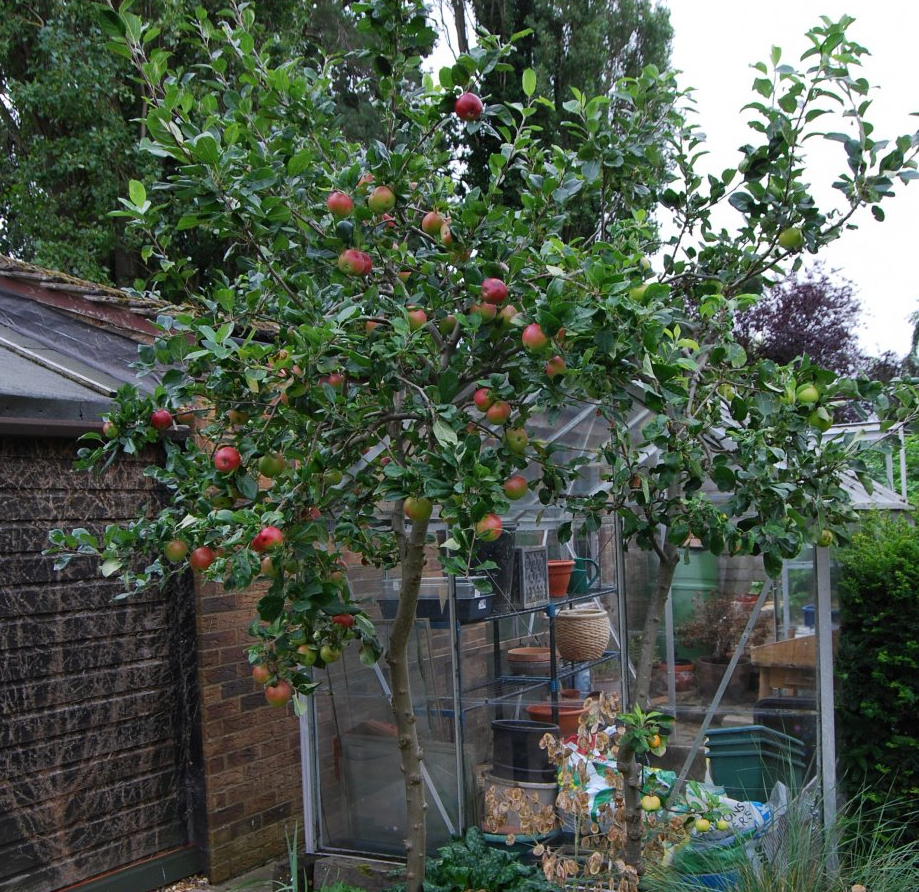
left=837, top=514, right=919, bottom=836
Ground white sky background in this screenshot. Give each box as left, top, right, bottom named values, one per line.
left=429, top=1, right=919, bottom=359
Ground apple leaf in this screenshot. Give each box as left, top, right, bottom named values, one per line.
left=128, top=179, right=146, bottom=207
left=522, top=67, right=536, bottom=97
left=433, top=419, right=458, bottom=448
left=101, top=558, right=123, bottom=577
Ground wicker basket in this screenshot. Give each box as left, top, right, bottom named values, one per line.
left=555, top=607, right=610, bottom=662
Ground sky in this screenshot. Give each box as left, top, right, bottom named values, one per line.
left=430, top=1, right=919, bottom=359
left=664, top=1, right=919, bottom=359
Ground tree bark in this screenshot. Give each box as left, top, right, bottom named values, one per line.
left=618, top=537, right=680, bottom=871
left=449, top=0, right=469, bottom=56
left=386, top=515, right=430, bottom=892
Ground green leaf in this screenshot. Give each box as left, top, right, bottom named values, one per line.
left=433, top=419, right=458, bottom=448
left=522, top=68, right=536, bottom=97
left=101, top=558, right=122, bottom=578
left=128, top=180, right=146, bottom=207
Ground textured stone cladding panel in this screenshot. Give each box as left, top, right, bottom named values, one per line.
left=0, top=437, right=205, bottom=892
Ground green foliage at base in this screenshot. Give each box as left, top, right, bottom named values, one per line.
left=837, top=514, right=919, bottom=837
left=385, top=828, right=554, bottom=892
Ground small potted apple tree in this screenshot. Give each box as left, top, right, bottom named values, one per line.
left=48, top=1, right=919, bottom=888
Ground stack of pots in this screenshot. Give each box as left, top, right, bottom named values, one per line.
left=485, top=719, right=559, bottom=838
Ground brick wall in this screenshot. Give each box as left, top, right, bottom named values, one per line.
left=194, top=577, right=303, bottom=882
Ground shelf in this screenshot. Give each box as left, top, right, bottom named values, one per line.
left=489, top=586, right=618, bottom=619
left=461, top=651, right=619, bottom=709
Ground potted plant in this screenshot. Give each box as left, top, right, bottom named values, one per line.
left=676, top=590, right=770, bottom=701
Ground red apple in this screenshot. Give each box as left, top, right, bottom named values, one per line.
left=471, top=302, right=497, bottom=322
left=503, top=475, right=528, bottom=500
left=505, top=427, right=529, bottom=454
left=252, top=526, right=284, bottom=552
left=214, top=446, right=242, bottom=473
left=325, top=372, right=345, bottom=389
left=189, top=546, right=216, bottom=571
left=522, top=323, right=549, bottom=351
left=327, top=191, right=354, bottom=218
left=252, top=664, right=272, bottom=684
left=475, top=513, right=503, bottom=542
left=455, top=92, right=484, bottom=121
left=481, top=277, right=508, bottom=305
left=331, top=613, right=355, bottom=628
left=368, top=185, right=396, bottom=213
left=338, top=248, right=372, bottom=276
left=357, top=172, right=374, bottom=187
left=365, top=320, right=382, bottom=335
left=265, top=679, right=293, bottom=707
left=164, top=539, right=189, bottom=563
left=404, top=496, right=433, bottom=522
left=257, top=453, right=286, bottom=478
left=486, top=400, right=511, bottom=425
left=473, top=387, right=494, bottom=411
left=546, top=355, right=566, bottom=378
left=407, top=308, right=428, bottom=331
left=150, top=408, right=173, bottom=431
left=421, top=211, right=444, bottom=236
left=496, top=304, right=518, bottom=327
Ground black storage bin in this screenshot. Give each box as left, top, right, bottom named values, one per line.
left=491, top=719, right=559, bottom=782
left=753, top=697, right=817, bottom=765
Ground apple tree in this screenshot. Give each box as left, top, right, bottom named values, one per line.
left=48, top=1, right=919, bottom=886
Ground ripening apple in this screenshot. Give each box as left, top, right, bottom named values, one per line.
left=641, top=794, right=661, bottom=812
left=503, top=475, right=528, bottom=500
left=454, top=92, right=484, bottom=121
left=694, top=818, right=711, bottom=833
left=522, top=323, right=549, bottom=351
left=357, top=172, right=374, bottom=187
left=486, top=400, right=512, bottom=425
left=102, top=420, right=119, bottom=439
left=473, top=387, right=494, bottom=411
left=404, top=496, right=433, bottom=522
left=252, top=526, right=284, bottom=552
left=496, top=304, right=518, bottom=328
left=150, top=408, right=173, bottom=431
left=319, top=644, right=342, bottom=664
left=438, top=314, right=458, bottom=336
left=796, top=383, right=820, bottom=405
left=252, top=664, right=272, bottom=685
left=325, top=372, right=345, bottom=390
left=227, top=408, right=250, bottom=425
left=421, top=210, right=444, bottom=236
left=778, top=227, right=804, bottom=250
left=475, top=514, right=503, bottom=542
left=407, top=308, right=427, bottom=331
left=326, top=191, right=354, bottom=218
left=439, top=223, right=453, bottom=247
left=214, top=446, right=242, bottom=473
left=164, top=539, right=189, bottom=563
left=338, top=248, right=372, bottom=276
left=257, top=453, right=286, bottom=478
left=365, top=320, right=381, bottom=336
left=367, top=185, right=396, bottom=213
left=296, top=645, right=319, bottom=667
left=481, top=277, right=508, bottom=305
left=716, top=819, right=730, bottom=831
left=189, top=546, right=216, bottom=571
left=471, top=302, right=497, bottom=322
left=260, top=556, right=279, bottom=578
left=546, top=355, right=566, bottom=378
left=265, top=679, right=293, bottom=707
left=504, top=427, right=529, bottom=454
left=817, top=529, right=834, bottom=548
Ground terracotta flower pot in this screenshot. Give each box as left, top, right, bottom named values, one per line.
left=547, top=559, right=575, bottom=597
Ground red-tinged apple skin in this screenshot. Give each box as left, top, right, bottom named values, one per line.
left=486, top=401, right=511, bottom=424
left=252, top=526, right=284, bottom=553
left=326, top=372, right=345, bottom=389
left=503, top=475, right=528, bottom=500
left=358, top=172, right=374, bottom=187
left=368, top=185, right=396, bottom=213
left=365, top=320, right=381, bottom=335
left=260, top=556, right=279, bottom=578
left=326, top=191, right=354, bottom=218
left=455, top=92, right=484, bottom=121
left=332, top=613, right=355, bottom=628
left=338, top=248, right=372, bottom=276
left=471, top=303, right=497, bottom=322
left=102, top=420, right=119, bottom=439
left=421, top=211, right=444, bottom=236
left=189, top=546, right=216, bottom=571
left=407, top=309, right=427, bottom=331
left=546, top=355, right=566, bottom=378
left=505, top=427, right=529, bottom=454
left=473, top=387, right=494, bottom=411
left=496, top=304, right=518, bottom=328
left=164, top=539, right=189, bottom=562
left=404, top=496, right=433, bottom=522
left=481, top=277, right=508, bottom=305
left=522, top=323, right=549, bottom=351
left=150, top=408, right=173, bottom=431
left=214, top=446, right=242, bottom=473
left=476, top=513, right=503, bottom=541
left=265, top=679, right=293, bottom=707
left=252, top=664, right=272, bottom=684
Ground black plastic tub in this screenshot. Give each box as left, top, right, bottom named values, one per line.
left=491, top=719, right=559, bottom=782
left=378, top=577, right=493, bottom=628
